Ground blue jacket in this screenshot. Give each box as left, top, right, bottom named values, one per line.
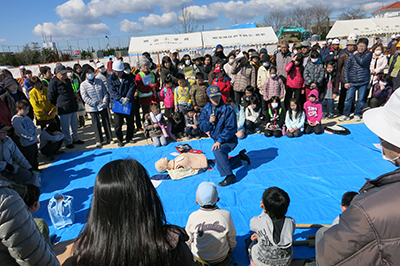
left=199, top=102, right=237, bottom=144
left=323, top=48, right=342, bottom=64
left=107, top=72, right=136, bottom=102
left=344, top=51, right=373, bottom=86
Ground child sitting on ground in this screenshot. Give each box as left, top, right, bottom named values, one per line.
left=167, top=111, right=185, bottom=142
left=159, top=74, right=175, bottom=118
left=23, top=184, right=53, bottom=250
left=241, top=86, right=260, bottom=109
left=247, top=187, right=296, bottom=266
left=321, top=61, right=339, bottom=119
left=303, top=89, right=323, bottom=135
left=186, top=182, right=237, bottom=266
left=39, top=123, right=65, bottom=160
left=264, top=96, right=285, bottom=138
left=245, top=96, right=261, bottom=134
left=369, top=74, right=393, bottom=108
left=184, top=105, right=201, bottom=139
left=144, top=102, right=168, bottom=147
left=12, top=100, right=39, bottom=170
left=285, top=98, right=305, bottom=138
left=174, top=73, right=191, bottom=114
left=190, top=73, right=208, bottom=113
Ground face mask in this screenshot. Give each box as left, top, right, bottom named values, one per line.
left=229, top=59, right=235, bottom=64
left=67, top=72, right=73, bottom=78
left=100, top=67, right=106, bottom=72
left=263, top=62, right=269, bottom=67
left=293, top=50, right=298, bottom=55
left=379, top=81, right=387, bottom=86
left=124, top=70, right=130, bottom=74
left=87, top=73, right=95, bottom=80
left=271, top=103, right=278, bottom=108
left=375, top=50, right=382, bottom=56
left=271, top=74, right=277, bottom=78
left=311, top=58, right=318, bottom=63
left=185, top=60, right=191, bottom=65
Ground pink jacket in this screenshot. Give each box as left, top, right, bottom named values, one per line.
left=285, top=61, right=304, bottom=89
left=262, top=76, right=285, bottom=100
left=303, top=89, right=322, bottom=124
left=159, top=86, right=175, bottom=109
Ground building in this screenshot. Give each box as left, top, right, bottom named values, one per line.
left=372, top=2, right=400, bottom=18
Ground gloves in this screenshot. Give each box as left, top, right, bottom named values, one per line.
left=120, top=97, right=129, bottom=106
left=5, top=163, right=14, bottom=173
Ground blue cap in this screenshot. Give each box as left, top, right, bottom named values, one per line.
left=207, top=85, right=221, bottom=97
left=196, top=182, right=218, bottom=206
left=216, top=44, right=223, bottom=50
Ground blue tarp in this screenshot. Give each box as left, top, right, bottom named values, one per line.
left=37, top=123, right=396, bottom=265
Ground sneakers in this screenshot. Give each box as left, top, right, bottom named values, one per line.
left=354, top=115, right=361, bottom=122
left=95, top=142, right=102, bottom=148
left=338, top=115, right=350, bottom=122
left=118, top=142, right=124, bottom=147
left=327, top=114, right=333, bottom=119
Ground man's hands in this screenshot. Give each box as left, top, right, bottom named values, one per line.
left=212, top=142, right=221, bottom=151
left=209, top=114, right=216, bottom=124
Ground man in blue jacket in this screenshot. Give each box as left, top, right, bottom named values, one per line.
left=199, top=85, right=250, bottom=186
left=108, top=60, right=136, bottom=146
left=339, top=38, right=372, bottom=122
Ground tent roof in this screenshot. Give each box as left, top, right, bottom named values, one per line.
left=327, top=17, right=400, bottom=39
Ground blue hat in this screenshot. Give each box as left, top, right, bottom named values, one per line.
left=196, top=182, right=218, bottom=206
left=207, top=85, right=222, bottom=97
left=216, top=44, right=223, bottom=50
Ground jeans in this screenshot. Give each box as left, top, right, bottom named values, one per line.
left=152, top=136, right=167, bottom=147
left=59, top=112, right=80, bottom=145
left=343, top=83, right=367, bottom=117
left=322, top=98, right=334, bottom=115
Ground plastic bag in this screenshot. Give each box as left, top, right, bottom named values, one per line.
left=48, top=193, right=75, bottom=229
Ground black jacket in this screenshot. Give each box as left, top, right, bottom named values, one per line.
left=48, top=76, right=78, bottom=115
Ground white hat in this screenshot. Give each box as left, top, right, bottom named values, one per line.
left=19, top=65, right=25, bottom=70
left=347, top=33, right=358, bottom=41
left=332, top=39, right=340, bottom=45
left=112, top=60, right=124, bottom=71
left=392, top=34, right=396, bottom=39
left=397, top=34, right=400, bottom=38
left=328, top=39, right=333, bottom=43
left=196, top=182, right=218, bottom=206
left=170, top=48, right=178, bottom=54
left=234, top=51, right=245, bottom=61
left=364, top=89, right=400, bottom=148
left=96, top=62, right=104, bottom=69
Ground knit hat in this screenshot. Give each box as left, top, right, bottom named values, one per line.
left=260, top=48, right=268, bottom=54
left=196, top=182, right=218, bottom=206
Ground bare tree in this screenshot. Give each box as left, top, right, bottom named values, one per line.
left=339, top=5, right=367, bottom=20
left=263, top=7, right=287, bottom=32
left=174, top=6, right=198, bottom=34
left=309, top=2, right=332, bottom=34
left=291, top=6, right=313, bottom=30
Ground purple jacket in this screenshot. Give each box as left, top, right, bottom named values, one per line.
left=372, top=83, right=393, bottom=106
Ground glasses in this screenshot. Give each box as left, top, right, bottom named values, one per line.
left=380, top=138, right=400, bottom=164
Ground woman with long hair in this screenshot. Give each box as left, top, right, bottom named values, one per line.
left=57, top=159, right=196, bottom=266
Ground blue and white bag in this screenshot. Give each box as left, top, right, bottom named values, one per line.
left=47, top=193, right=75, bottom=229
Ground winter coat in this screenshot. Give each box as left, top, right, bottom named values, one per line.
left=257, top=65, right=270, bottom=91
left=212, top=75, right=231, bottom=103
left=304, top=61, right=325, bottom=87
left=274, top=51, right=293, bottom=79
left=223, top=62, right=236, bottom=84
left=317, top=169, right=400, bottom=266
left=199, top=102, right=237, bottom=144
left=371, top=83, right=393, bottom=106
left=245, top=106, right=260, bottom=123
left=369, top=54, right=388, bottom=85
left=0, top=178, right=60, bottom=266
left=262, top=76, right=285, bottom=100
left=48, top=76, right=78, bottom=115
left=337, top=50, right=352, bottom=83
left=29, top=86, right=57, bottom=121
left=232, top=62, right=256, bottom=92
left=95, top=72, right=109, bottom=91
left=264, top=107, right=285, bottom=129
left=285, top=61, right=304, bottom=89
left=135, top=71, right=159, bottom=107
left=303, top=89, right=322, bottom=124
left=0, top=99, right=13, bottom=128
left=11, top=115, right=37, bottom=147
left=108, top=72, right=136, bottom=103
left=0, top=136, right=32, bottom=173
left=323, top=47, right=342, bottom=64
left=241, top=93, right=260, bottom=109
left=344, top=50, right=373, bottom=86
left=80, top=78, right=109, bottom=112
left=159, top=86, right=175, bottom=109
left=190, top=84, right=207, bottom=108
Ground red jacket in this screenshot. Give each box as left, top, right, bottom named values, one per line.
left=212, top=75, right=231, bottom=103
left=285, top=61, right=304, bottom=89
left=135, top=71, right=160, bottom=107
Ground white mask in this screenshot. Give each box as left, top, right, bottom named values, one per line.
left=185, top=60, right=191, bottom=66
left=271, top=74, right=277, bottom=78
left=229, top=59, right=235, bottom=65
left=271, top=103, right=278, bottom=108
left=67, top=72, right=73, bottom=78
left=263, top=62, right=270, bottom=67
left=311, top=58, right=318, bottom=63
left=100, top=67, right=106, bottom=72
left=379, top=81, right=387, bottom=86
left=87, top=73, right=95, bottom=80
left=375, top=50, right=382, bottom=56
left=293, top=50, right=298, bottom=55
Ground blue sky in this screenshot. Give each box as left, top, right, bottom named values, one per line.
left=0, top=0, right=390, bottom=51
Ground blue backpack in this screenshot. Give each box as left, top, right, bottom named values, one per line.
left=48, top=193, right=75, bottom=229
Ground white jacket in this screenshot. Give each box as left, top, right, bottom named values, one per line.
left=245, top=106, right=260, bottom=123
left=369, top=54, right=388, bottom=85
left=257, top=66, right=270, bottom=91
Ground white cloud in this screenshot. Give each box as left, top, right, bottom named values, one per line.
left=0, top=39, right=5, bottom=42
left=139, top=12, right=178, bottom=29
left=120, top=19, right=144, bottom=33
left=56, top=0, right=100, bottom=24
left=33, top=21, right=109, bottom=39
left=184, top=5, right=219, bottom=22
left=210, top=0, right=270, bottom=21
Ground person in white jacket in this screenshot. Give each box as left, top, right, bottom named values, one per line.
left=368, top=44, right=388, bottom=102
left=245, top=96, right=261, bottom=134
left=285, top=98, right=305, bottom=138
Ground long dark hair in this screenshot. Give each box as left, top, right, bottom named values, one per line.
left=288, top=98, right=303, bottom=120
left=73, top=159, right=172, bottom=266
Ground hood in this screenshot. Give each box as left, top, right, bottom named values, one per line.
left=308, top=89, right=319, bottom=100
left=0, top=176, right=26, bottom=198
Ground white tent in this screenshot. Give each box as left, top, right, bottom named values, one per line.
left=128, top=32, right=202, bottom=54
left=327, top=17, right=400, bottom=39
left=202, top=27, right=278, bottom=48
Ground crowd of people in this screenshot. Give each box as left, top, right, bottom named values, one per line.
left=0, top=32, right=400, bottom=266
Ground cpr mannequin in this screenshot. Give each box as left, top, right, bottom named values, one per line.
left=155, top=153, right=208, bottom=180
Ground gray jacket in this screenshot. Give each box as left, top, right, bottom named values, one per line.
left=80, top=78, right=109, bottom=112
left=11, top=115, right=38, bottom=147
left=0, top=178, right=60, bottom=266
left=304, top=61, right=325, bottom=87
left=0, top=136, right=31, bottom=173
left=274, top=51, right=293, bottom=79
